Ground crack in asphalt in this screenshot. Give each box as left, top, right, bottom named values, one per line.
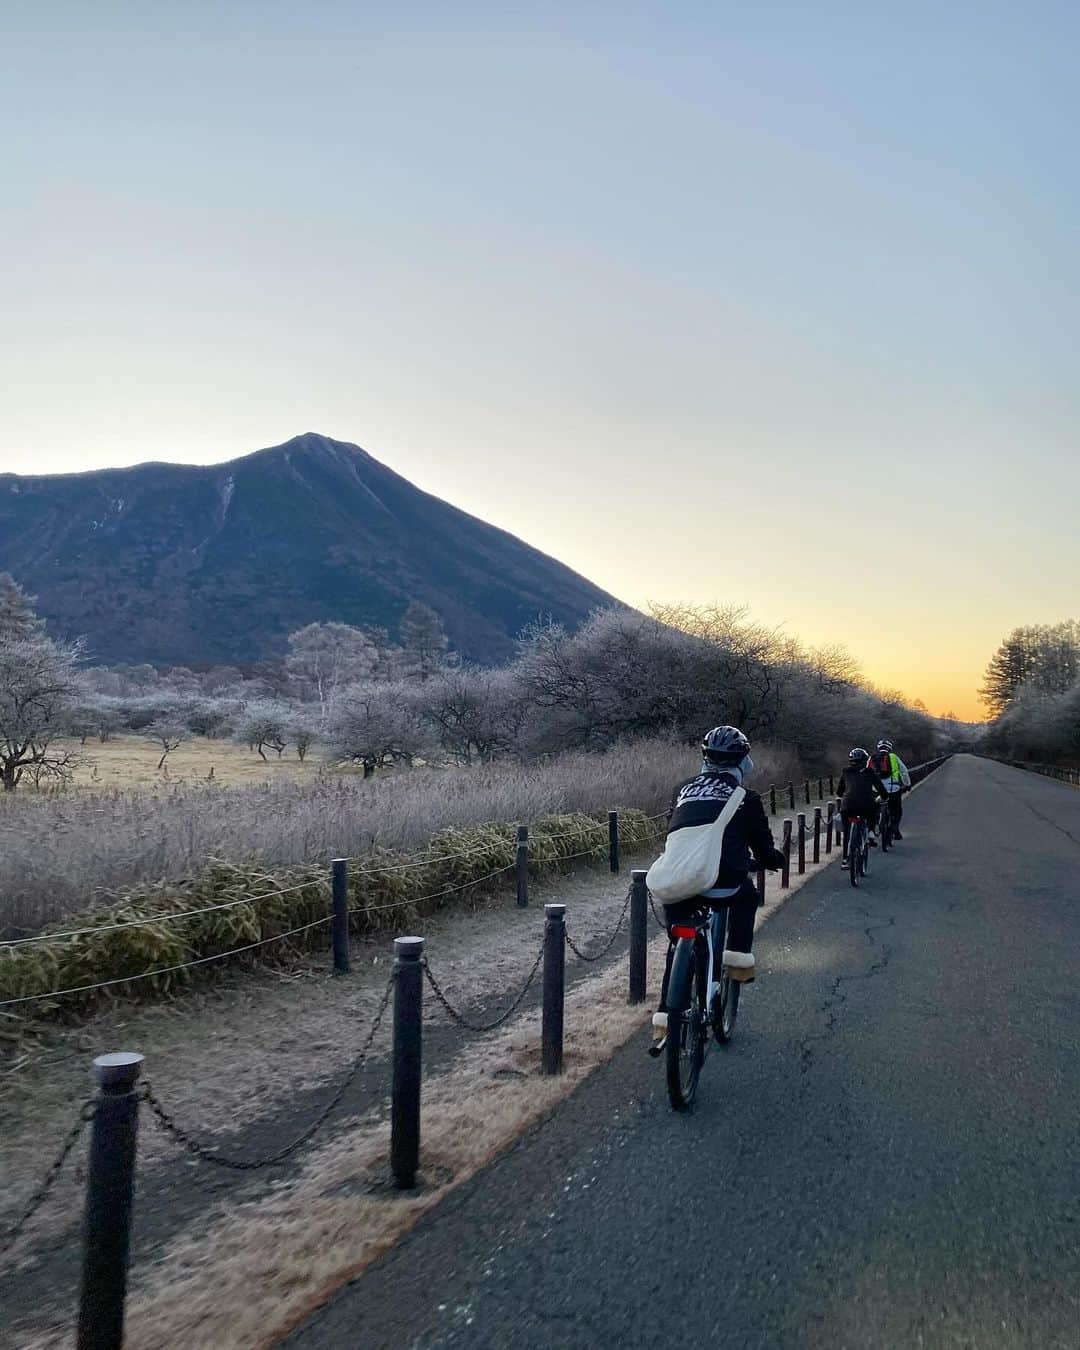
left=797, top=912, right=895, bottom=1077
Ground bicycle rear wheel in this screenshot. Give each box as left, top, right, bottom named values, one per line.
left=666, top=937, right=708, bottom=1110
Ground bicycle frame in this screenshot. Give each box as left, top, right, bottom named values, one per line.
left=669, top=909, right=722, bottom=993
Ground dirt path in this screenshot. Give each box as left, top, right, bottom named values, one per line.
left=2, top=823, right=845, bottom=1349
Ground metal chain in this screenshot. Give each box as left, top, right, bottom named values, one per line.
left=648, top=887, right=669, bottom=930
left=564, top=883, right=634, bottom=962
left=142, top=972, right=395, bottom=1171
left=0, top=1101, right=95, bottom=1258
left=422, top=939, right=545, bottom=1033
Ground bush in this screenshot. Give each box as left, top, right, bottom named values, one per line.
left=0, top=810, right=664, bottom=1017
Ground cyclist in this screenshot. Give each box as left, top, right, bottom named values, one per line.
left=869, top=738, right=912, bottom=839
left=837, top=747, right=890, bottom=867
left=651, top=725, right=785, bottom=1051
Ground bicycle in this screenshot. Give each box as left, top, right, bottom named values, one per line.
left=663, top=905, right=741, bottom=1111
left=878, top=795, right=896, bottom=851
left=846, top=814, right=870, bottom=887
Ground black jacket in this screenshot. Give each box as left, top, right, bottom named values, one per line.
left=667, top=770, right=785, bottom=891
left=837, top=765, right=889, bottom=812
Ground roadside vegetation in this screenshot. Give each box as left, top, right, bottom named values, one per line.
left=0, top=571, right=945, bottom=1012
left=979, top=620, right=1080, bottom=766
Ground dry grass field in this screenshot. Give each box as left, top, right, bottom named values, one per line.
left=47, top=735, right=326, bottom=792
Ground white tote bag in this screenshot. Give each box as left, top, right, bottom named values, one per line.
left=645, top=787, right=745, bottom=903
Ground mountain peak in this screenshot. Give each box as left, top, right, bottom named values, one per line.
left=0, top=435, right=617, bottom=666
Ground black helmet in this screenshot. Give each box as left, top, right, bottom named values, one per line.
left=876, top=738, right=894, bottom=752
left=848, top=747, right=870, bottom=766
left=702, top=725, right=751, bottom=767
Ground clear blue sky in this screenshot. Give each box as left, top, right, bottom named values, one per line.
left=3, top=2, right=1078, bottom=717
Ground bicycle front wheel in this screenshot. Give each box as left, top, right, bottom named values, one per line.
left=849, top=824, right=862, bottom=888
left=666, top=938, right=707, bottom=1110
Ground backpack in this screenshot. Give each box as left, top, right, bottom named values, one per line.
left=645, top=787, right=746, bottom=902
left=870, top=751, right=892, bottom=779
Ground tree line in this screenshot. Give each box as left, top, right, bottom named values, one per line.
left=980, top=620, right=1080, bottom=766
left=0, top=571, right=940, bottom=791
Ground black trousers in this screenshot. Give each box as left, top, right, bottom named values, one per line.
left=883, top=790, right=903, bottom=826
left=658, top=878, right=758, bottom=1012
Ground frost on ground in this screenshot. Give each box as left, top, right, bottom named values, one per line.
left=3, top=829, right=842, bottom=1350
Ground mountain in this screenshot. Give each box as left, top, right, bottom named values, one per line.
left=0, top=433, right=618, bottom=667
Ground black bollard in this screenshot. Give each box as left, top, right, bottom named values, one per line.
left=756, top=867, right=766, bottom=903
left=781, top=820, right=792, bottom=888
left=804, top=780, right=811, bottom=805
left=769, top=785, right=777, bottom=816
left=813, top=807, right=822, bottom=864
left=515, top=825, right=529, bottom=907
left=628, top=870, right=648, bottom=1004
left=391, top=936, right=424, bottom=1189
left=542, top=904, right=566, bottom=1075
left=331, top=857, right=349, bottom=975
left=826, top=801, right=834, bottom=854
left=818, top=777, right=824, bottom=800
left=797, top=813, right=806, bottom=874
left=77, top=1052, right=144, bottom=1350
left=608, top=811, right=620, bottom=874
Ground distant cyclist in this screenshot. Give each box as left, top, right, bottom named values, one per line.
left=869, top=738, right=912, bottom=839
left=651, top=726, right=785, bottom=1051
left=837, top=748, right=890, bottom=867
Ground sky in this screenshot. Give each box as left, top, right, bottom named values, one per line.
left=3, top=2, right=1078, bottom=720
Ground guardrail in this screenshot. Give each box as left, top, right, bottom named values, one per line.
left=990, top=757, right=1080, bottom=787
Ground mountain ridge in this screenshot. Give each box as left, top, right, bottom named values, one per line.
left=0, top=433, right=618, bottom=666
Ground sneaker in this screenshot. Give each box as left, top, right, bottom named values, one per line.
left=839, top=856, right=849, bottom=868
left=893, top=829, right=903, bottom=840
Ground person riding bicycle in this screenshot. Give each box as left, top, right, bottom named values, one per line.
left=868, top=738, right=912, bottom=839
left=837, top=747, right=890, bottom=867
left=651, top=726, right=785, bottom=1050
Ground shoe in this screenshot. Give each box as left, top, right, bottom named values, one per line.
left=648, top=1011, right=667, bottom=1058
left=893, top=829, right=903, bottom=840
left=839, top=857, right=849, bottom=868
left=722, top=949, right=756, bottom=984
left=868, top=832, right=878, bottom=847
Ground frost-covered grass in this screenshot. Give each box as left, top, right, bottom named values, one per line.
left=0, top=737, right=804, bottom=938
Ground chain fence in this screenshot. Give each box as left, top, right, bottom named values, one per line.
left=564, top=882, right=634, bottom=962
left=1, top=1100, right=95, bottom=1258
left=422, top=939, right=545, bottom=1034
left=140, top=972, right=395, bottom=1171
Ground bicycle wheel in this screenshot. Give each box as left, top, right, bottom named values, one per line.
left=712, top=910, right=739, bottom=1044
left=879, top=799, right=892, bottom=851
left=666, top=937, right=707, bottom=1110
left=859, top=829, right=870, bottom=877
left=849, top=822, right=862, bottom=888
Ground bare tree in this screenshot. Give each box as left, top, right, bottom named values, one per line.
left=329, top=683, right=435, bottom=776
left=146, top=716, right=186, bottom=770
left=234, top=701, right=290, bottom=760
left=0, top=632, right=81, bottom=791
left=285, top=623, right=380, bottom=712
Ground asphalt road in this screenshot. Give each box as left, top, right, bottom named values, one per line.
left=286, top=756, right=1080, bottom=1349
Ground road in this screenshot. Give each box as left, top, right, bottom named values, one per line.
left=285, top=756, right=1080, bottom=1349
